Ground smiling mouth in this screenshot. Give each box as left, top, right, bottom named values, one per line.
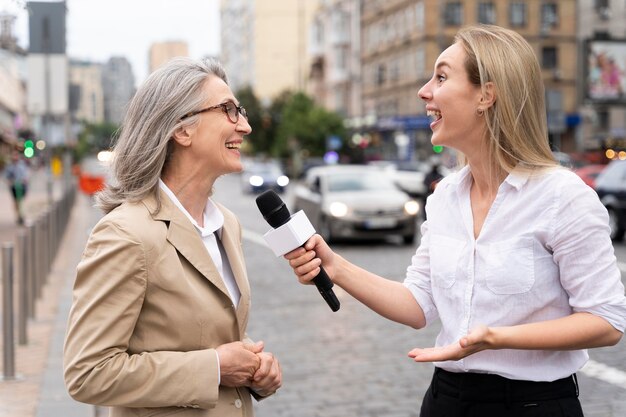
left=225, top=142, right=241, bottom=150
left=427, top=110, right=442, bottom=122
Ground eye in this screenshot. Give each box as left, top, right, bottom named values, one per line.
left=436, top=74, right=446, bottom=83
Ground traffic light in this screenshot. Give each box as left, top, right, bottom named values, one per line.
left=23, top=139, right=35, bottom=158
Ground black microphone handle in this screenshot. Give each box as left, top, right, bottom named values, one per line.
left=311, top=264, right=340, bottom=312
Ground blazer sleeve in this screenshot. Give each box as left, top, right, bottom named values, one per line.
left=63, top=217, right=220, bottom=409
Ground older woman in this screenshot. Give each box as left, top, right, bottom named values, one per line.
left=64, top=58, right=281, bottom=417
left=285, top=25, right=626, bottom=416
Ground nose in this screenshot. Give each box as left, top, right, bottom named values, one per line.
left=418, top=80, right=432, bottom=102
left=237, top=114, right=252, bottom=135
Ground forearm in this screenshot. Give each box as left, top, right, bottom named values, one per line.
left=490, top=312, right=623, bottom=351
left=334, top=255, right=426, bottom=329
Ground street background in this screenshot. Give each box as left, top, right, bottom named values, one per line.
left=1, top=170, right=625, bottom=416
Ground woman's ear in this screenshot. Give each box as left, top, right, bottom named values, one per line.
left=480, top=82, right=496, bottom=109
left=172, top=125, right=193, bottom=147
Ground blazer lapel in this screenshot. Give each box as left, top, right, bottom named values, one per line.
left=144, top=190, right=231, bottom=300
left=219, top=211, right=251, bottom=334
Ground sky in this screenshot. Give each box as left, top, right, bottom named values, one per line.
left=1, top=0, right=221, bottom=85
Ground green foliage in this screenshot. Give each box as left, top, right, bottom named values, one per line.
left=234, top=87, right=345, bottom=159
left=275, top=92, right=345, bottom=158
left=74, top=121, right=119, bottom=162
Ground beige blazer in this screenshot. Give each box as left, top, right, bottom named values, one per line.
left=64, top=190, right=266, bottom=417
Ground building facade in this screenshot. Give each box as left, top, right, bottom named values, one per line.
left=0, top=11, right=28, bottom=150
left=148, top=41, right=189, bottom=73
left=359, top=0, right=579, bottom=160
left=220, top=0, right=320, bottom=104
left=27, top=1, right=69, bottom=146
left=102, top=56, right=135, bottom=125
left=308, top=0, right=362, bottom=118
left=69, top=60, right=104, bottom=124
left=578, top=0, right=626, bottom=158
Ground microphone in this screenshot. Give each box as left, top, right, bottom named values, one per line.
left=256, top=190, right=340, bottom=312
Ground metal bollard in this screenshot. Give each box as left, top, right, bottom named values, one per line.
left=26, top=222, right=36, bottom=318
left=2, top=243, right=16, bottom=379
left=17, top=232, right=28, bottom=345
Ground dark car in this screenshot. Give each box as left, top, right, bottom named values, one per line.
left=594, top=159, right=626, bottom=241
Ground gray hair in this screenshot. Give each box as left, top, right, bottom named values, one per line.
left=95, top=57, right=228, bottom=214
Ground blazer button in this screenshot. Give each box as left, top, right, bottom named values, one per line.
left=234, top=399, right=242, bottom=408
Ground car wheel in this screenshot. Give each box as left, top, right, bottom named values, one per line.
left=319, top=217, right=333, bottom=243
left=607, top=208, right=625, bottom=242
left=402, top=234, right=415, bottom=245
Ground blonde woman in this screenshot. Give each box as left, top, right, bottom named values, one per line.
left=285, top=25, right=625, bottom=416
left=64, top=58, right=281, bottom=417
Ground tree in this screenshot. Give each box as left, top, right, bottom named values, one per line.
left=74, top=121, right=119, bottom=162
left=275, top=92, right=345, bottom=158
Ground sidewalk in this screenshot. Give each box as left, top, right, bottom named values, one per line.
left=0, top=168, right=98, bottom=417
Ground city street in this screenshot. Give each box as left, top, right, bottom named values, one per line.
left=1, top=169, right=625, bottom=416
left=211, top=173, right=626, bottom=417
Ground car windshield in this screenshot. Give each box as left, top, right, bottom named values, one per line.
left=327, top=172, right=394, bottom=192
left=249, top=163, right=282, bottom=176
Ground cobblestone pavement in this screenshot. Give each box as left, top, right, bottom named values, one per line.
left=213, top=174, right=626, bottom=417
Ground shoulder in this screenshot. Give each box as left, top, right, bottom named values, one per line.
left=92, top=200, right=166, bottom=247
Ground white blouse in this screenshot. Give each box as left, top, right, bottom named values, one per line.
left=404, top=165, right=626, bottom=382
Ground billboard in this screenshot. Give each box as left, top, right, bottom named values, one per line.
left=585, top=39, right=626, bottom=105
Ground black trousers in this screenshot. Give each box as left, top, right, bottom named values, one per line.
left=420, top=367, right=584, bottom=417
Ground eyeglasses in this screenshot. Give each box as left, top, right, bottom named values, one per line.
left=181, top=100, right=247, bottom=124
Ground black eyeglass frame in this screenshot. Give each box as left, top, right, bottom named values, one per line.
left=180, top=101, right=247, bottom=123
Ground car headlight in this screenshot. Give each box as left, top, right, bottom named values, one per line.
left=249, top=175, right=264, bottom=187
left=329, top=201, right=349, bottom=217
left=276, top=175, right=290, bottom=187
left=404, top=200, right=420, bottom=216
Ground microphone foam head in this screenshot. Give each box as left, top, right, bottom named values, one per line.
left=255, top=190, right=291, bottom=228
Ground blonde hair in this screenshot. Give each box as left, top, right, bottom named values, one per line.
left=95, top=57, right=228, bottom=214
left=454, top=25, right=557, bottom=172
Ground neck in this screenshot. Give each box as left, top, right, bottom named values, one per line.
left=162, top=167, right=214, bottom=226
left=467, top=158, right=507, bottom=198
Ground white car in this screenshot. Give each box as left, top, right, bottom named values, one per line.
left=292, top=165, right=420, bottom=244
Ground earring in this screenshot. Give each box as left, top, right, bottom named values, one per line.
left=476, top=108, right=484, bottom=117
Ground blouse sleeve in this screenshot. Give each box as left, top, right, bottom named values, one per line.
left=549, top=177, right=626, bottom=332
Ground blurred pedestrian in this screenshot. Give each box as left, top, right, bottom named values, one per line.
left=4, top=150, right=30, bottom=224
left=285, top=25, right=626, bottom=417
left=421, top=162, right=444, bottom=220
left=64, top=57, right=281, bottom=416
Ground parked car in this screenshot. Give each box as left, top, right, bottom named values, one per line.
left=292, top=165, right=420, bottom=244
left=241, top=160, right=289, bottom=194
left=574, top=164, right=606, bottom=189
left=594, top=159, right=626, bottom=241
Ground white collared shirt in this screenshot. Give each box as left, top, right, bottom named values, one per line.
left=403, top=165, right=626, bottom=381
left=159, top=180, right=241, bottom=306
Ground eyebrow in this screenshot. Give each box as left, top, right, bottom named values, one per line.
left=435, top=61, right=452, bottom=71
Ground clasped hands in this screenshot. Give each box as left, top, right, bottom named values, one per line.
left=216, top=341, right=282, bottom=397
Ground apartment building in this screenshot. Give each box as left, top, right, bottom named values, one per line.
left=220, top=0, right=319, bottom=104
left=148, top=41, right=189, bottom=74
left=359, top=0, right=579, bottom=158
left=69, top=60, right=104, bottom=124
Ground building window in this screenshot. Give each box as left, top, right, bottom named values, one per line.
left=415, top=1, right=425, bottom=32
left=444, top=2, right=463, bottom=26
left=377, top=63, right=386, bottom=86
left=509, top=2, right=526, bottom=27
left=542, top=46, right=558, bottom=69
left=541, top=3, right=559, bottom=29
left=478, top=2, right=496, bottom=24
left=594, top=0, right=610, bottom=20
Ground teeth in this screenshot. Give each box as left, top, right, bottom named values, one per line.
left=427, top=110, right=442, bottom=120
left=226, top=142, right=241, bottom=149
